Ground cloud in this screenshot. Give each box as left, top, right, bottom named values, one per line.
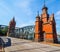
left=46, top=0, right=55, bottom=5
left=55, top=11, right=60, bottom=16
left=13, top=0, right=35, bottom=27
left=0, top=0, right=16, bottom=25
left=55, top=11, right=60, bottom=20
left=18, top=20, right=35, bottom=27
left=55, top=11, right=60, bottom=34
left=0, top=1, right=14, bottom=17
left=20, top=24, right=31, bottom=27
left=14, top=0, right=34, bottom=16
left=16, top=0, right=30, bottom=8
left=56, top=24, right=60, bottom=28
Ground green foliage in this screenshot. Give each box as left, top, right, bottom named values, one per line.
left=0, top=29, right=3, bottom=36
left=0, top=26, right=8, bottom=36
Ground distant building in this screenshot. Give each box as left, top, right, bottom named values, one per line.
left=7, top=17, right=16, bottom=37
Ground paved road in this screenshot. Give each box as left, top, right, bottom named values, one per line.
left=4, top=37, right=60, bottom=52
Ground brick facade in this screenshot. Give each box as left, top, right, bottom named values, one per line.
left=7, top=17, right=16, bottom=36
left=34, top=6, right=58, bottom=43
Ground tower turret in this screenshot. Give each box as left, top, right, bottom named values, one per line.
left=7, top=17, right=16, bottom=37
left=41, top=0, right=49, bottom=23
left=34, top=12, right=40, bottom=42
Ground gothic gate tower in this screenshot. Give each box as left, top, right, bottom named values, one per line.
left=34, top=0, right=58, bottom=43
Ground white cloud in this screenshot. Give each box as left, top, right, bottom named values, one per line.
left=14, top=0, right=34, bottom=16
left=16, top=0, right=30, bottom=8
left=0, top=1, right=14, bottom=17
left=18, top=20, right=35, bottom=27
left=46, top=0, right=55, bottom=5
left=20, top=24, right=31, bottom=27
left=55, top=11, right=60, bottom=16
left=55, top=11, right=60, bottom=34
left=56, top=24, right=60, bottom=28
left=13, top=0, right=35, bottom=27
left=0, top=0, right=16, bottom=25
left=55, top=11, right=60, bottom=20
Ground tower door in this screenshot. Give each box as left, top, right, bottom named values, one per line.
left=43, top=32, right=46, bottom=41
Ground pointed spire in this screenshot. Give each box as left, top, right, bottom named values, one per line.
left=13, top=16, right=15, bottom=21
left=44, top=0, right=45, bottom=7
left=36, top=11, right=40, bottom=21
left=42, top=0, right=48, bottom=10
left=37, top=11, right=39, bottom=16
left=36, top=11, right=40, bottom=18
left=12, top=16, right=16, bottom=24
left=50, top=13, right=55, bottom=21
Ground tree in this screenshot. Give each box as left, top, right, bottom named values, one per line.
left=0, top=29, right=3, bottom=36
left=0, top=26, right=8, bottom=36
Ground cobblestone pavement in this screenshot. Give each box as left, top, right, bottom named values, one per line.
left=5, top=37, right=60, bottom=52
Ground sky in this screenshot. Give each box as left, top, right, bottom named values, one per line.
left=0, top=0, right=60, bottom=34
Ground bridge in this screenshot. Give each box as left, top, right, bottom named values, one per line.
left=0, top=25, right=60, bottom=40
left=0, top=25, right=35, bottom=40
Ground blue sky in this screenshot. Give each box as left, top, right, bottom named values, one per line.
left=0, top=0, right=60, bottom=34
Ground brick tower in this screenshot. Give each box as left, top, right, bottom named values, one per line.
left=7, top=17, right=16, bottom=36
left=34, top=1, right=58, bottom=43
left=35, top=12, right=43, bottom=42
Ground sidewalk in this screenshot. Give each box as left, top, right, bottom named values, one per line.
left=5, top=37, right=60, bottom=52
